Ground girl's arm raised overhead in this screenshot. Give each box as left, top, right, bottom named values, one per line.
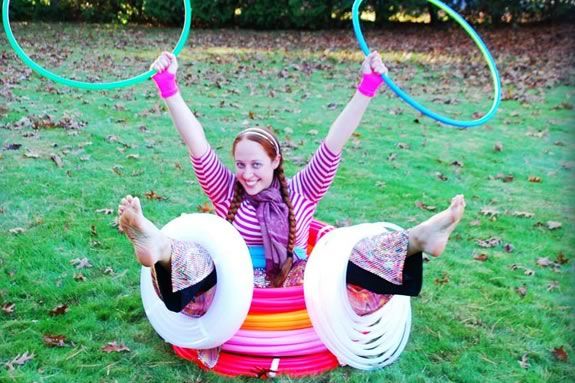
left=324, top=51, right=388, bottom=154
left=151, top=51, right=209, bottom=158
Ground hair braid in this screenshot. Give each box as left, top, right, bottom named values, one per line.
left=270, top=164, right=297, bottom=287
left=226, top=180, right=244, bottom=224
left=276, top=166, right=296, bottom=254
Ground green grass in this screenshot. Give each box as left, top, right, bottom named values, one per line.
left=1, top=23, right=574, bottom=382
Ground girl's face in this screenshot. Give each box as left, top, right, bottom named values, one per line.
left=234, top=139, right=280, bottom=195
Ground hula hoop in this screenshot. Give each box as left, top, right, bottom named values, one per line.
left=140, top=214, right=254, bottom=349
left=1, top=0, right=192, bottom=90
left=304, top=222, right=412, bottom=370
left=352, top=0, right=502, bottom=128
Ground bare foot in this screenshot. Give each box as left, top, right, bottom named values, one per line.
left=409, top=195, right=466, bottom=257
left=118, top=195, right=171, bottom=268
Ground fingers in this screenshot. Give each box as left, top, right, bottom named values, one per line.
left=361, top=51, right=388, bottom=76
left=150, top=51, right=178, bottom=74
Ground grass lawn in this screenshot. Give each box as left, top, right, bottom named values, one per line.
left=1, top=23, right=574, bottom=382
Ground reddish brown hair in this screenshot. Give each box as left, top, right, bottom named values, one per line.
left=226, top=128, right=296, bottom=286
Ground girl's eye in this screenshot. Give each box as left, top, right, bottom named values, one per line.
left=236, top=162, right=245, bottom=169
left=252, top=163, right=262, bottom=169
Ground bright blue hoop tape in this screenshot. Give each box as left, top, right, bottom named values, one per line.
left=352, top=0, right=502, bottom=128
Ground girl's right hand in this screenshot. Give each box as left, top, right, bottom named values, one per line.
left=151, top=51, right=178, bottom=75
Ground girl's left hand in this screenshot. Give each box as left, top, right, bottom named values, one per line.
left=361, top=51, right=388, bottom=76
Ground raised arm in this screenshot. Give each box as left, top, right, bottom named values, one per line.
left=151, top=52, right=209, bottom=158
left=324, top=51, right=387, bottom=154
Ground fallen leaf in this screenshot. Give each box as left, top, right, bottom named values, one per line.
left=515, top=285, right=528, bottom=298
left=4, top=352, right=34, bottom=371
left=469, top=220, right=481, bottom=226
left=473, top=253, right=488, bottom=262
left=70, top=257, right=92, bottom=269
left=536, top=257, right=554, bottom=267
left=518, top=353, right=529, bottom=369
left=74, top=273, right=86, bottom=282
left=435, top=172, right=448, bottom=181
left=493, top=173, right=514, bottom=183
left=51, top=154, right=63, bottom=168
left=552, top=346, right=568, bottom=362
left=480, top=206, right=499, bottom=217
left=49, top=304, right=69, bottom=316
left=43, top=335, right=67, bottom=347
left=494, top=142, right=504, bottom=152
left=477, top=237, right=501, bottom=248
left=196, top=202, right=214, bottom=213
left=145, top=190, right=166, bottom=201
left=24, top=150, right=40, bottom=158
left=450, top=160, right=464, bottom=167
left=2, top=302, right=15, bottom=314
left=397, top=142, right=410, bottom=150
left=387, top=153, right=397, bottom=161
left=503, top=243, right=514, bottom=253
left=415, top=201, right=436, bottom=211
left=513, top=211, right=534, bottom=218
left=555, top=252, right=569, bottom=265
left=95, top=208, right=114, bottom=215
left=4, top=143, right=22, bottom=150
left=9, top=227, right=26, bottom=235
left=528, top=176, right=542, bottom=183
left=434, top=272, right=449, bottom=285
left=103, top=267, right=115, bottom=275
left=547, top=281, right=560, bottom=291
left=546, top=221, right=562, bottom=230
left=101, top=342, right=130, bottom=353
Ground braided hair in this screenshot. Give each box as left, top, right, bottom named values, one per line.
left=227, top=128, right=296, bottom=286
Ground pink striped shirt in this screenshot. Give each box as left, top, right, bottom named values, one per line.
left=191, top=142, right=341, bottom=248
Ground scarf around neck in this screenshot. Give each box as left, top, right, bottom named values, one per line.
left=245, top=184, right=290, bottom=280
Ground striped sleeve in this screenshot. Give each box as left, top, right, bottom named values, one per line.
left=190, top=147, right=235, bottom=204
left=291, top=141, right=341, bottom=203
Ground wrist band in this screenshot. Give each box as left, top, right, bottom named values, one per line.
left=357, top=72, right=384, bottom=98
left=152, top=70, right=179, bottom=99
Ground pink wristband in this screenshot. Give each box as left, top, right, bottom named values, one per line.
left=152, top=70, right=179, bottom=99
left=357, top=72, right=384, bottom=98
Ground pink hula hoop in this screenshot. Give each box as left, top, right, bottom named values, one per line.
left=172, top=220, right=341, bottom=377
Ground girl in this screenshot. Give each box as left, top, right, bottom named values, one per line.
left=118, top=51, right=465, bottom=320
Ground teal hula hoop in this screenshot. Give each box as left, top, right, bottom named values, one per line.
left=2, top=0, right=192, bottom=90
left=352, top=0, right=502, bottom=128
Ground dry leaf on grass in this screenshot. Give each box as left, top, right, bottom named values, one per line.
left=515, top=285, right=528, bottom=298
left=518, top=353, right=529, bottom=369
left=415, top=201, right=436, bottom=211
left=70, top=257, right=92, bottom=269
left=145, top=190, right=166, bottom=201
left=473, top=253, right=488, bottom=262
left=5, top=352, right=34, bottom=371
left=49, top=304, right=69, bottom=316
left=196, top=202, right=214, bottom=214
left=101, top=342, right=130, bottom=353
left=477, top=237, right=501, bottom=248
left=2, top=302, right=15, bottom=314
left=43, top=335, right=67, bottom=347
left=552, top=346, right=568, bottom=362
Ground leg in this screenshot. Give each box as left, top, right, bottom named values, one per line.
left=347, top=195, right=466, bottom=305
left=406, top=194, right=466, bottom=257
left=118, top=195, right=172, bottom=268
left=118, top=195, right=216, bottom=313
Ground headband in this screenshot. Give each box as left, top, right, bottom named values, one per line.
left=239, top=128, right=280, bottom=155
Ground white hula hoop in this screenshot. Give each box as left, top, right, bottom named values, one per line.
left=304, top=222, right=412, bottom=370
left=140, top=213, right=254, bottom=349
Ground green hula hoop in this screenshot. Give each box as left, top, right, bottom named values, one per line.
left=2, top=0, right=192, bottom=90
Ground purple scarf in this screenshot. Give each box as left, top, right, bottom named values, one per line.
left=246, top=185, right=290, bottom=279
